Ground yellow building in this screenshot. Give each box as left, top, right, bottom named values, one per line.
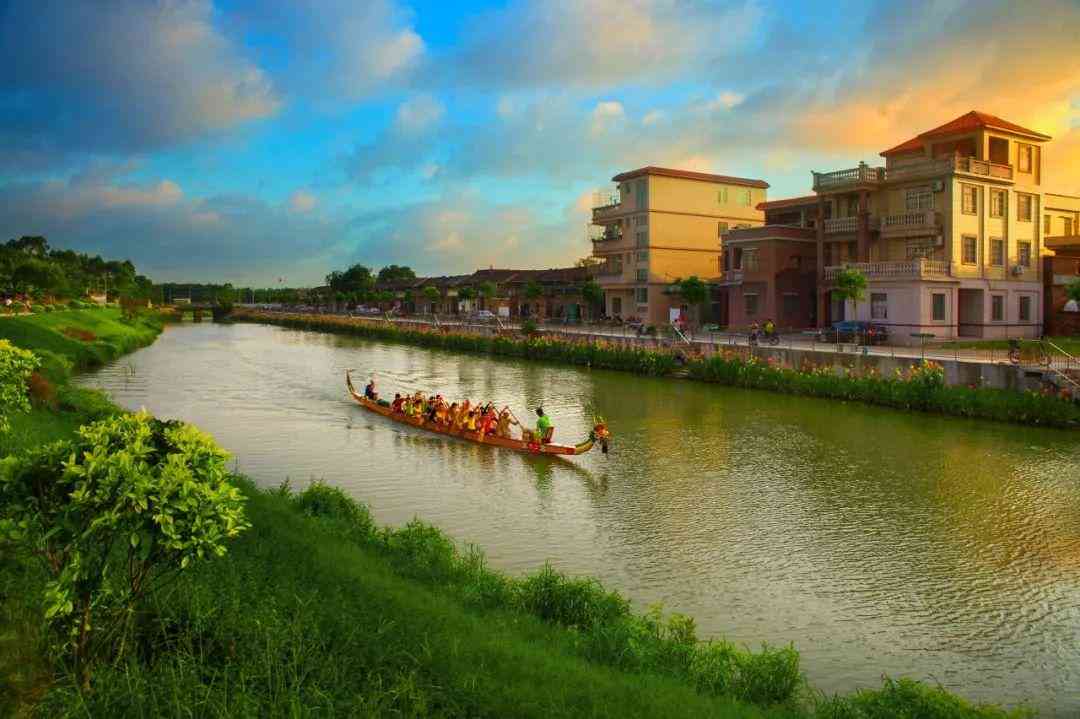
left=589, top=166, right=767, bottom=326
left=810, top=111, right=1078, bottom=340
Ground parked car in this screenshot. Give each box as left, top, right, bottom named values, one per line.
left=472, top=310, right=496, bottom=320
left=817, top=321, right=889, bottom=345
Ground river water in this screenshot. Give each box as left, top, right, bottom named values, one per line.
left=79, top=321, right=1080, bottom=714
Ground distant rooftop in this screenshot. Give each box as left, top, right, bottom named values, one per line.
left=611, top=166, right=769, bottom=189
left=881, top=111, right=1052, bottom=157
left=757, top=194, right=817, bottom=211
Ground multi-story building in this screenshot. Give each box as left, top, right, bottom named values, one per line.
left=589, top=166, right=767, bottom=326
left=713, top=195, right=820, bottom=328
left=803, top=110, right=1071, bottom=341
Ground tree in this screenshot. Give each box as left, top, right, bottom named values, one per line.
left=676, top=276, right=708, bottom=327
left=575, top=256, right=602, bottom=268
left=0, top=341, right=38, bottom=433
left=456, top=286, right=475, bottom=313
left=833, top=267, right=868, bottom=321
left=422, top=285, right=441, bottom=312
left=0, top=413, right=249, bottom=687
left=377, top=265, right=416, bottom=283
left=477, top=282, right=497, bottom=300
left=581, top=280, right=603, bottom=320
left=1066, top=278, right=1080, bottom=304
left=12, top=257, right=66, bottom=295
left=524, top=281, right=543, bottom=300
left=6, top=235, right=50, bottom=256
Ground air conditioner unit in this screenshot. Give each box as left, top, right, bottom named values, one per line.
left=1011, top=265, right=1025, bottom=276
left=931, top=180, right=945, bottom=192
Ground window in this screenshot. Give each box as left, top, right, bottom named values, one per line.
left=636, top=251, right=648, bottom=261
left=634, top=287, right=648, bottom=304
left=961, top=235, right=978, bottom=264
left=636, top=269, right=647, bottom=282
left=932, top=293, right=946, bottom=321
left=612, top=297, right=622, bottom=315
left=961, top=185, right=977, bottom=214
left=906, top=188, right=934, bottom=211
left=1019, top=241, right=1031, bottom=268
left=739, top=188, right=752, bottom=206
left=871, top=293, right=888, bottom=320
left=717, top=221, right=729, bottom=237
left=742, top=248, right=759, bottom=271
left=718, top=188, right=728, bottom=204
left=1019, top=295, right=1031, bottom=322
left=635, top=180, right=647, bottom=208
left=989, top=137, right=1009, bottom=164
left=636, top=230, right=648, bottom=248
left=990, top=238, right=1004, bottom=266
left=847, top=241, right=857, bottom=261
left=635, top=214, right=648, bottom=226
left=782, top=293, right=799, bottom=318
left=1017, top=194, right=1032, bottom=222
left=990, top=189, right=1006, bottom=218
left=744, top=293, right=759, bottom=316
left=1066, top=218, right=1074, bottom=236
left=1044, top=215, right=1052, bottom=234
left=1018, top=144, right=1033, bottom=173
left=991, top=295, right=1004, bottom=322
left=733, top=247, right=743, bottom=269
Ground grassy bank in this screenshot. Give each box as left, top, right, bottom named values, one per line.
left=1, top=311, right=1034, bottom=717
left=236, top=310, right=1080, bottom=430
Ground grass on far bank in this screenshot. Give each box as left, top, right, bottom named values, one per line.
left=927, top=336, right=1080, bottom=355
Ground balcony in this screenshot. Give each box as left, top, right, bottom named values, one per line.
left=879, top=210, right=941, bottom=238
left=813, top=163, right=884, bottom=191
left=587, top=225, right=623, bottom=244
left=591, top=190, right=621, bottom=222
left=814, top=156, right=1015, bottom=193
left=711, top=270, right=744, bottom=286
left=593, top=262, right=623, bottom=278
left=823, top=259, right=952, bottom=281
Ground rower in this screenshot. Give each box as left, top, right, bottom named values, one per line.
left=526, top=406, right=552, bottom=444
left=364, top=379, right=377, bottom=400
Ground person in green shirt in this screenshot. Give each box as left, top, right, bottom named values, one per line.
left=534, top=407, right=552, bottom=443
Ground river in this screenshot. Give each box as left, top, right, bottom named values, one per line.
left=79, top=321, right=1080, bottom=714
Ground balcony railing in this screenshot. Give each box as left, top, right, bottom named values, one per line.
left=879, top=211, right=942, bottom=239
left=589, top=227, right=622, bottom=243
left=823, top=259, right=952, bottom=281
left=813, top=164, right=884, bottom=191
left=823, top=217, right=858, bottom=234
left=594, top=263, right=623, bottom=277
left=814, top=156, right=1015, bottom=192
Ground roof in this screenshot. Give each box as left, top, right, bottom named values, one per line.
left=757, top=195, right=817, bottom=211
left=611, top=166, right=769, bottom=189
left=880, top=111, right=1052, bottom=157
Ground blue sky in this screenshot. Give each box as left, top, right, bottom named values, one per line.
left=1, top=0, right=1078, bottom=286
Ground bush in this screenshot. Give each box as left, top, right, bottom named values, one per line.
left=516, top=563, right=630, bottom=631
left=0, top=412, right=250, bottom=687
left=521, top=319, right=539, bottom=336
left=0, top=339, right=39, bottom=433
left=813, top=676, right=1033, bottom=718
left=30, top=304, right=45, bottom=314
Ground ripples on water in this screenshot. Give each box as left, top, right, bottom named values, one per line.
left=80, top=322, right=1080, bottom=715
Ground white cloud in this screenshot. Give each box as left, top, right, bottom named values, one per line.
left=289, top=190, right=318, bottom=214
left=395, top=95, right=446, bottom=134
left=590, top=101, right=626, bottom=135
left=642, top=110, right=666, bottom=126
left=707, top=91, right=746, bottom=112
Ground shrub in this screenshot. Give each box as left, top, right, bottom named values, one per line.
left=67, top=300, right=81, bottom=309
left=0, top=339, right=39, bottom=433
left=516, top=563, right=630, bottom=631
left=0, top=412, right=250, bottom=687
left=521, top=319, right=539, bottom=336
left=813, top=676, right=1032, bottom=718
left=30, top=304, right=45, bottom=314
left=690, top=640, right=801, bottom=705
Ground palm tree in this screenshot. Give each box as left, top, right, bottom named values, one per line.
left=422, top=285, right=441, bottom=314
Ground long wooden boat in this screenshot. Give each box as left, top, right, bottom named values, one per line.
left=346, top=371, right=609, bottom=456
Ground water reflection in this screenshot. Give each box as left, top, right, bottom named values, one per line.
left=79, top=322, right=1080, bottom=715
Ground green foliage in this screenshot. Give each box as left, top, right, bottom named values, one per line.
left=477, top=281, right=497, bottom=299
left=422, top=285, right=441, bottom=304
left=456, top=286, right=475, bottom=301
left=521, top=318, right=539, bottom=335
left=1, top=236, right=149, bottom=300
left=524, top=280, right=543, bottom=300
left=1066, top=278, right=1080, bottom=303
left=833, top=268, right=868, bottom=305
left=326, top=263, right=375, bottom=293
left=813, top=677, right=1033, bottom=719
left=376, top=264, right=416, bottom=283
left=581, top=279, right=603, bottom=305
left=30, top=304, right=45, bottom=313
left=0, top=308, right=163, bottom=372
left=0, top=412, right=249, bottom=685
left=678, top=276, right=708, bottom=306
left=0, top=339, right=39, bottom=433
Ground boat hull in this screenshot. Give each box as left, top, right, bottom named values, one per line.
left=346, top=375, right=596, bottom=456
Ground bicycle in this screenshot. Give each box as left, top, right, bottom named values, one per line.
left=1008, top=338, right=1052, bottom=367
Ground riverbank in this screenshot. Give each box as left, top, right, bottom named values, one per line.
left=234, top=309, right=1080, bottom=429
left=1, top=312, right=1033, bottom=717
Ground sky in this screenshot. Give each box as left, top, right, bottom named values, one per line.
left=1, top=0, right=1079, bottom=286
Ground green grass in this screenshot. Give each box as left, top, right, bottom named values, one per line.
left=928, top=336, right=1080, bottom=355
left=0, top=308, right=163, bottom=372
